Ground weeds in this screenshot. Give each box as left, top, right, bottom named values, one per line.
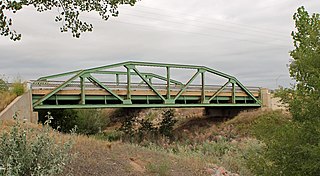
left=11, top=81, right=25, bottom=96
left=119, top=109, right=177, bottom=143
left=0, top=78, right=26, bottom=112
left=0, top=92, right=16, bottom=112
left=0, top=113, right=74, bottom=176
left=146, top=160, right=170, bottom=176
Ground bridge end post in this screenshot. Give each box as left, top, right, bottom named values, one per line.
left=260, top=88, right=271, bottom=108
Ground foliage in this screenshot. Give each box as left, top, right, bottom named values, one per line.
left=74, top=109, right=109, bottom=135
left=276, top=6, right=320, bottom=122
left=248, top=119, right=320, bottom=175
left=146, top=160, right=170, bottom=176
left=257, top=7, right=320, bottom=175
left=119, top=109, right=177, bottom=143
left=118, top=113, right=136, bottom=141
left=137, top=118, right=158, bottom=142
left=0, top=79, right=8, bottom=92
left=38, top=109, right=78, bottom=133
left=0, top=0, right=139, bottom=41
left=0, top=113, right=73, bottom=175
left=11, top=81, right=25, bottom=96
left=38, top=109, right=109, bottom=135
left=159, top=109, right=177, bottom=139
left=145, top=137, right=262, bottom=175
left=0, top=77, right=22, bottom=112
left=94, top=130, right=122, bottom=142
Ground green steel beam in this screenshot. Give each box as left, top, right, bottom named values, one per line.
left=116, top=74, right=119, bottom=85
left=232, top=82, right=236, bottom=104
left=125, top=65, right=132, bottom=101
left=208, top=80, right=231, bottom=102
left=33, top=70, right=85, bottom=107
left=80, top=76, right=85, bottom=104
left=132, top=67, right=166, bottom=102
left=127, top=61, right=233, bottom=79
left=34, top=103, right=261, bottom=109
left=233, top=79, right=262, bottom=105
left=201, top=71, right=205, bottom=103
left=37, top=70, right=81, bottom=81
left=33, top=95, right=255, bottom=101
left=87, top=75, right=124, bottom=102
left=174, top=70, right=201, bottom=101
left=94, top=71, right=183, bottom=85
left=166, top=67, right=171, bottom=100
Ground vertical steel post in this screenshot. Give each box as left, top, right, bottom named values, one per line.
left=166, top=66, right=171, bottom=100
left=126, top=66, right=131, bottom=100
left=80, top=76, right=85, bottom=104
left=116, top=74, right=119, bottom=86
left=232, top=82, right=236, bottom=104
left=55, top=95, right=58, bottom=105
left=201, top=71, right=205, bottom=103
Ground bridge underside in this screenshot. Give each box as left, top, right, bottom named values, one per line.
left=31, top=61, right=262, bottom=109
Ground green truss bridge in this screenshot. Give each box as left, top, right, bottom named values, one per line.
left=31, top=61, right=262, bottom=110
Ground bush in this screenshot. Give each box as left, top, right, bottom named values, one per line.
left=11, top=81, right=25, bottom=96
left=38, top=109, right=78, bottom=133
left=95, top=130, right=122, bottom=142
left=119, top=109, right=177, bottom=143
left=75, top=109, right=109, bottom=135
left=248, top=118, right=320, bottom=175
left=0, top=114, right=73, bottom=175
left=159, top=109, right=177, bottom=139
left=146, top=160, right=170, bottom=176
left=38, top=109, right=110, bottom=135
left=0, top=79, right=8, bottom=92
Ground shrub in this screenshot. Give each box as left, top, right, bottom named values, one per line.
left=11, top=81, right=25, bottom=96
left=146, top=160, right=170, bottom=176
left=38, top=109, right=110, bottom=135
left=38, top=109, right=78, bottom=133
left=0, top=113, right=73, bottom=175
left=159, top=109, right=177, bottom=139
left=75, top=109, right=109, bottom=135
left=0, top=79, right=8, bottom=92
left=95, top=130, right=122, bottom=142
left=248, top=118, right=320, bottom=175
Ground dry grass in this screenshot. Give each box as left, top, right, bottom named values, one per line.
left=0, top=91, right=17, bottom=112
left=222, top=109, right=291, bottom=137
left=62, top=135, right=208, bottom=176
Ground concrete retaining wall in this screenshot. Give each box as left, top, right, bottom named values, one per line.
left=0, top=90, right=38, bottom=123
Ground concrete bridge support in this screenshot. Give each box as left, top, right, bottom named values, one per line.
left=0, top=90, right=38, bottom=123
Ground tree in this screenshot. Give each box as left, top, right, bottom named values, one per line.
left=0, top=0, right=138, bottom=41
left=249, top=7, right=320, bottom=175
left=277, top=6, right=320, bottom=122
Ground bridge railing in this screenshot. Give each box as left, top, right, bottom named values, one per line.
left=31, top=80, right=261, bottom=94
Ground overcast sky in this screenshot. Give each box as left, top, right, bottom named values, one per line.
left=0, top=0, right=319, bottom=89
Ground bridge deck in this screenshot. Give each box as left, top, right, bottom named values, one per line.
left=32, top=81, right=261, bottom=109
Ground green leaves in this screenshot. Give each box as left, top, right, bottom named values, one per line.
left=283, top=6, right=320, bottom=121
left=0, top=0, right=139, bottom=41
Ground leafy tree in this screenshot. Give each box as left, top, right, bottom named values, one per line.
left=249, top=7, right=320, bottom=175
left=159, top=109, right=177, bottom=139
left=277, top=6, right=320, bottom=122
left=0, top=0, right=139, bottom=41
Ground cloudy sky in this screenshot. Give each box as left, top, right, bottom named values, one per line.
left=0, top=0, right=319, bottom=89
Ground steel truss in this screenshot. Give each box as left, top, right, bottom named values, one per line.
left=31, top=61, right=262, bottom=109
